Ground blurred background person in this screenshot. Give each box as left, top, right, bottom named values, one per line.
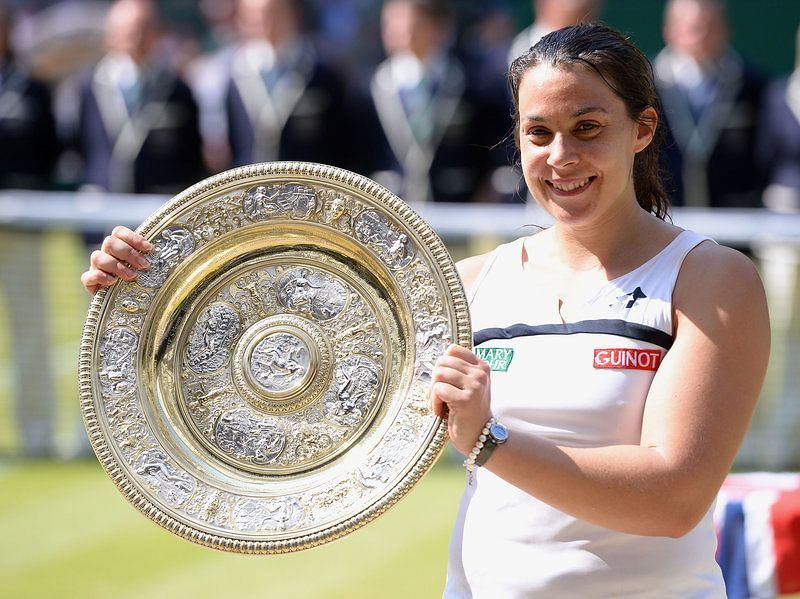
left=184, top=0, right=238, bottom=174
left=356, top=0, right=512, bottom=204
left=653, top=0, right=767, bottom=208
left=757, top=23, right=800, bottom=213
left=73, top=0, right=204, bottom=197
left=0, top=2, right=59, bottom=457
left=306, top=0, right=378, bottom=83
left=507, top=0, right=602, bottom=65
left=0, top=3, right=59, bottom=189
left=224, top=0, right=352, bottom=169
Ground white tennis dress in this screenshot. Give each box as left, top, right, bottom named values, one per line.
left=444, top=230, right=726, bottom=598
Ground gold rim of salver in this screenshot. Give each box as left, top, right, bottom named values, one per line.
left=79, top=161, right=471, bottom=553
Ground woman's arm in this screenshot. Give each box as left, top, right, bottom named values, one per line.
left=431, top=242, right=770, bottom=537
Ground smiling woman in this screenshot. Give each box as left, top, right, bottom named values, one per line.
left=79, top=21, right=772, bottom=599
left=427, top=23, right=771, bottom=597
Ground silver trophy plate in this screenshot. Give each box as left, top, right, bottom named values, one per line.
left=79, top=162, right=471, bottom=553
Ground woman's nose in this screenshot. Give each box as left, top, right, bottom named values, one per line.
left=546, top=133, right=579, bottom=168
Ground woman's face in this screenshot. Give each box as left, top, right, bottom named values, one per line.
left=517, top=62, right=655, bottom=229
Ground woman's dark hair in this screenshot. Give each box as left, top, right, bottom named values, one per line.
left=509, top=23, right=670, bottom=220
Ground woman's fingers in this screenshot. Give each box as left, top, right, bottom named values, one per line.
left=80, top=268, right=119, bottom=296
left=435, top=353, right=490, bottom=377
left=110, top=225, right=153, bottom=253
left=433, top=363, right=488, bottom=397
left=90, top=250, right=139, bottom=281
left=443, top=343, right=483, bottom=365
left=100, top=234, right=151, bottom=270
left=430, top=389, right=450, bottom=419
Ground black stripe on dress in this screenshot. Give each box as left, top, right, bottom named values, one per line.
left=473, top=319, right=674, bottom=350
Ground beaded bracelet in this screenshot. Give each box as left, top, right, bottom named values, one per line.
left=463, top=417, right=495, bottom=485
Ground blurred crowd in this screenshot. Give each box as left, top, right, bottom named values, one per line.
left=0, top=0, right=799, bottom=211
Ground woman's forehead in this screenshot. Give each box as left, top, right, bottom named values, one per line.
left=517, top=62, right=623, bottom=116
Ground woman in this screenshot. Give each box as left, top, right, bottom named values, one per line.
left=82, top=24, right=769, bottom=598
left=430, top=24, right=769, bottom=597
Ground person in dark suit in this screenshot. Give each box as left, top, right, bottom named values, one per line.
left=756, top=24, right=800, bottom=213
left=653, top=0, right=767, bottom=208
left=225, top=0, right=351, bottom=169
left=0, top=8, right=59, bottom=189
left=76, top=0, right=204, bottom=194
left=356, top=0, right=511, bottom=204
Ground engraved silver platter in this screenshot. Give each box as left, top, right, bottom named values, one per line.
left=79, top=162, right=471, bottom=553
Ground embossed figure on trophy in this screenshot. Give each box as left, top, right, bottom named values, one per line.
left=235, top=497, right=304, bottom=532
left=186, top=303, right=242, bottom=373
left=358, top=427, right=417, bottom=489
left=99, top=328, right=138, bottom=395
left=185, top=377, right=228, bottom=417
left=242, top=183, right=317, bottom=221
left=389, top=233, right=409, bottom=263
left=332, top=321, right=374, bottom=356
left=243, top=185, right=279, bottom=219
left=263, top=498, right=304, bottom=531
left=325, top=356, right=380, bottom=426
left=416, top=316, right=450, bottom=379
left=137, top=227, right=195, bottom=288
left=293, top=427, right=334, bottom=461
left=280, top=272, right=316, bottom=312
left=398, top=264, right=442, bottom=315
left=155, top=227, right=194, bottom=264
left=105, top=398, right=148, bottom=452
left=278, top=268, right=347, bottom=320
left=230, top=272, right=275, bottom=320
left=354, top=211, right=414, bottom=269
left=214, top=409, right=286, bottom=464
left=134, top=449, right=195, bottom=505
left=187, top=196, right=244, bottom=241
left=251, top=334, right=307, bottom=391
left=199, top=492, right=225, bottom=524
left=323, top=195, right=352, bottom=230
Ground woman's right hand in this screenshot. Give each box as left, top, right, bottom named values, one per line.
left=80, top=226, right=153, bottom=295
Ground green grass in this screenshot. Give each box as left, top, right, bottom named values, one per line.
left=0, top=459, right=465, bottom=598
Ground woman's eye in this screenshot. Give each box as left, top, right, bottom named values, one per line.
left=526, top=127, right=550, bottom=138
left=575, top=122, right=600, bottom=133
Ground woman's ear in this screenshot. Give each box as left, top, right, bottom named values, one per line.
left=634, top=106, right=658, bottom=153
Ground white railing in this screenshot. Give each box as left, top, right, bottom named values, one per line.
left=2, top=189, right=800, bottom=245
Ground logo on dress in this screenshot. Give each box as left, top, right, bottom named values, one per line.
left=593, top=348, right=662, bottom=371
left=476, top=347, right=514, bottom=372
left=609, top=286, right=647, bottom=311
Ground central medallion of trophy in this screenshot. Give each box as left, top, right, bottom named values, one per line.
left=250, top=331, right=311, bottom=394
left=233, top=314, right=333, bottom=414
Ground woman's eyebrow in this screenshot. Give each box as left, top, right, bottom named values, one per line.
left=573, top=106, right=609, bottom=117
left=522, top=106, right=609, bottom=122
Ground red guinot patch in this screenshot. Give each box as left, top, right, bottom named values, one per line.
left=593, top=348, right=662, bottom=371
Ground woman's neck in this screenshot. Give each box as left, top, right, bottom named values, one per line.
left=549, top=205, right=667, bottom=276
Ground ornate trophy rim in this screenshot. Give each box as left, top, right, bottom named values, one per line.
left=79, top=161, right=471, bottom=553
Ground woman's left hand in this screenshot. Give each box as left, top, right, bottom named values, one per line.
left=429, top=344, right=493, bottom=455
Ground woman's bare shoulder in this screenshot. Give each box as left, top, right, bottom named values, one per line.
left=674, top=240, right=769, bottom=336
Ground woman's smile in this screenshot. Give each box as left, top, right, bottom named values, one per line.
left=546, top=176, right=596, bottom=195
